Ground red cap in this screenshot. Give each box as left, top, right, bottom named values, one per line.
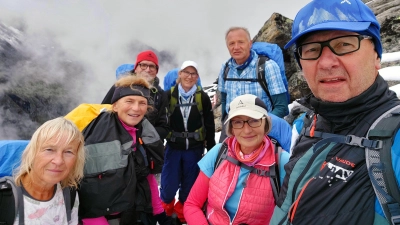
left=135, top=50, right=159, bottom=69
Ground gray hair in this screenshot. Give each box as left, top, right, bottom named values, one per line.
left=225, top=27, right=251, bottom=42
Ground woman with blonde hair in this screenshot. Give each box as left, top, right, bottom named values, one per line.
left=12, top=117, right=85, bottom=224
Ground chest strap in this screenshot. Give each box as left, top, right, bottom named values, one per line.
left=304, top=128, right=382, bottom=152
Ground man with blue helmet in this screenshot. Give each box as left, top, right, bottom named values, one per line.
left=270, top=0, right=400, bottom=224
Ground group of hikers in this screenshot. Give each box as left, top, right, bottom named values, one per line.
left=1, top=0, right=400, bottom=224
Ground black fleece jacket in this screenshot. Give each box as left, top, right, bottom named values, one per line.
left=167, top=85, right=216, bottom=151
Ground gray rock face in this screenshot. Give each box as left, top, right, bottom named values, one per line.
left=0, top=23, right=85, bottom=139
left=364, top=0, right=400, bottom=23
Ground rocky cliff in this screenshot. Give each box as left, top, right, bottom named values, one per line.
left=0, top=23, right=86, bottom=139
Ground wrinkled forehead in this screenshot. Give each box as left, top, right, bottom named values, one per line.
left=297, top=30, right=360, bottom=44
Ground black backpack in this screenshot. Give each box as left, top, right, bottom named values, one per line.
left=223, top=56, right=274, bottom=105
left=297, top=105, right=400, bottom=225
left=0, top=176, right=76, bottom=225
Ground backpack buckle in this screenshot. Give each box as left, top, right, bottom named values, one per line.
left=372, top=140, right=383, bottom=149
left=346, top=135, right=368, bottom=147
left=392, top=215, right=400, bottom=225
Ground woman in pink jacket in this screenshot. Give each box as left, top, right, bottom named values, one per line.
left=184, top=94, right=289, bottom=225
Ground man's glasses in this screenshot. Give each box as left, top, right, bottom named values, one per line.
left=231, top=117, right=265, bottom=129
left=296, top=35, right=373, bottom=60
left=138, top=63, right=158, bottom=71
left=181, top=70, right=199, bottom=78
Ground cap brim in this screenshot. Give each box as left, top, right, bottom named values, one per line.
left=284, top=21, right=371, bottom=49
left=224, top=109, right=264, bottom=125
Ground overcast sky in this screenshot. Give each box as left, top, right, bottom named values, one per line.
left=0, top=0, right=311, bottom=103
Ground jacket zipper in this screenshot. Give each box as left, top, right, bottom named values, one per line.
left=290, top=143, right=329, bottom=206
left=277, top=140, right=331, bottom=225
left=288, top=177, right=315, bottom=223
left=230, top=173, right=250, bottom=224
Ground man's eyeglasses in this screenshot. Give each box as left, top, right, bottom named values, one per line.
left=296, top=35, right=373, bottom=60
left=138, top=63, right=158, bottom=71
left=231, top=117, right=265, bottom=129
left=181, top=70, right=199, bottom=78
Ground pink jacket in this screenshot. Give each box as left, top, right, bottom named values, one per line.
left=206, top=143, right=276, bottom=225
left=184, top=141, right=276, bottom=225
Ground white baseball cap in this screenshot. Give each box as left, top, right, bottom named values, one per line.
left=180, top=60, right=199, bottom=73
left=224, top=94, right=271, bottom=130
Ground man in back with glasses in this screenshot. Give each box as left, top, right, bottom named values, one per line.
left=270, top=0, right=400, bottom=225
left=102, top=50, right=169, bottom=140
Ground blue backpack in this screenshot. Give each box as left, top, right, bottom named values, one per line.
left=0, top=140, right=29, bottom=177
left=223, top=42, right=290, bottom=103
left=115, top=64, right=134, bottom=79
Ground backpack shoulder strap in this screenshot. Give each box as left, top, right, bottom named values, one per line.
left=195, top=86, right=203, bottom=115
left=167, top=86, right=206, bottom=142
left=223, top=55, right=271, bottom=104
left=63, top=186, right=76, bottom=223
left=168, top=86, right=177, bottom=116
left=271, top=138, right=281, bottom=201
left=214, top=142, right=228, bottom=171
left=224, top=55, right=273, bottom=108
left=213, top=140, right=280, bottom=202
left=223, top=61, right=230, bottom=81
left=0, top=176, right=24, bottom=225
left=70, top=187, right=76, bottom=210
left=257, top=55, right=272, bottom=102
left=366, top=105, right=400, bottom=224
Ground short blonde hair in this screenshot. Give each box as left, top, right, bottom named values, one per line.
left=114, top=74, right=151, bottom=89
left=225, top=27, right=251, bottom=42
left=14, top=117, right=85, bottom=189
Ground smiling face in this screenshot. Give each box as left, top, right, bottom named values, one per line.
left=231, top=115, right=266, bottom=154
left=134, top=60, right=158, bottom=82
left=30, top=134, right=79, bottom=188
left=226, top=29, right=252, bottom=65
left=113, top=95, right=148, bottom=127
left=299, top=30, right=381, bottom=102
left=178, top=66, right=199, bottom=92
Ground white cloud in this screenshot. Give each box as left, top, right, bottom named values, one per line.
left=0, top=0, right=310, bottom=102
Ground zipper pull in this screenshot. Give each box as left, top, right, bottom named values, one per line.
left=310, top=114, right=318, bottom=137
